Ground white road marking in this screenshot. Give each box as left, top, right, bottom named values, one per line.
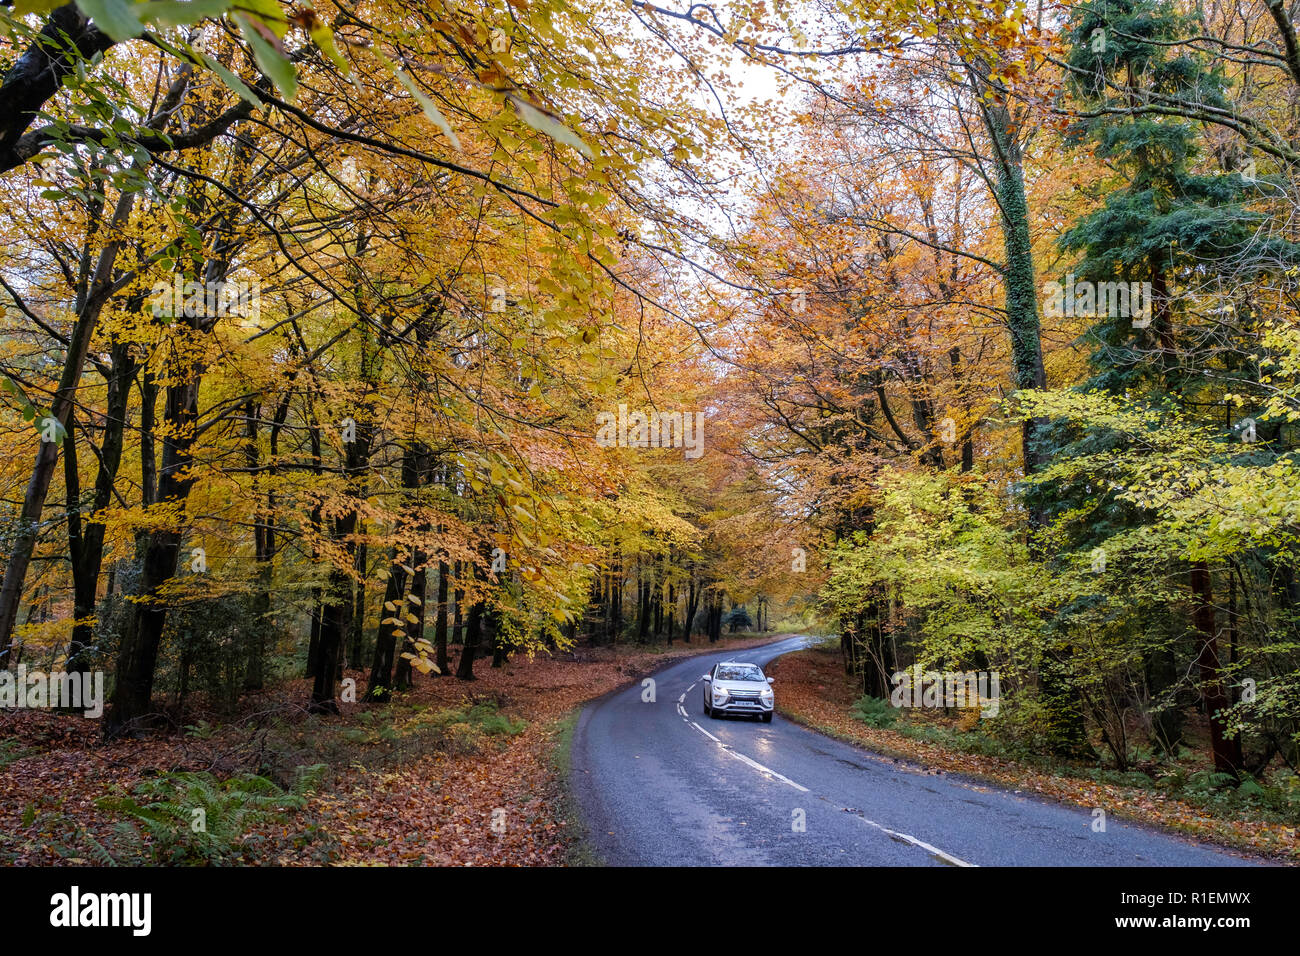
left=846, top=812, right=975, bottom=867
left=690, top=721, right=720, bottom=743
left=687, top=720, right=809, bottom=792
left=672, top=652, right=975, bottom=866
left=724, top=747, right=810, bottom=793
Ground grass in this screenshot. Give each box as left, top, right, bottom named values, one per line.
left=549, top=708, right=601, bottom=867
left=775, top=648, right=1300, bottom=858
left=0, top=738, right=30, bottom=770
left=859, top=709, right=1300, bottom=827
left=255, top=696, right=528, bottom=789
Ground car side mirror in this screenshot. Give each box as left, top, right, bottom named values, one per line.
left=767, top=677, right=774, bottom=683
left=702, top=675, right=711, bottom=681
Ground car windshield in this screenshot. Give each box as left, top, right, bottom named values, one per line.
left=716, top=665, right=764, bottom=682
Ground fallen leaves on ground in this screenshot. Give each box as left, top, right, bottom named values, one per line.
left=0, top=633, right=781, bottom=866
left=769, top=646, right=1299, bottom=863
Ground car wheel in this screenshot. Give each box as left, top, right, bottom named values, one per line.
left=703, top=698, right=711, bottom=717
left=761, top=711, right=773, bottom=723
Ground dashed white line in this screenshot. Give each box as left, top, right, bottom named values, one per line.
left=674, top=666, right=975, bottom=866
left=689, top=720, right=720, bottom=743
left=848, top=813, right=975, bottom=867
left=724, top=747, right=811, bottom=793
left=687, top=720, right=808, bottom=792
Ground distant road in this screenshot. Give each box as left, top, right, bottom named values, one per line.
left=571, top=635, right=1258, bottom=866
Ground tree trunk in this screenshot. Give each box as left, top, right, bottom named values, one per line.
left=310, top=414, right=369, bottom=712
left=304, top=419, right=324, bottom=679
left=433, top=560, right=450, bottom=674
left=456, top=597, right=484, bottom=680
left=0, top=185, right=140, bottom=664
left=395, top=555, right=427, bottom=690
left=105, top=363, right=200, bottom=736
left=683, top=577, right=698, bottom=643
left=666, top=582, right=675, bottom=644
left=1191, top=561, right=1243, bottom=775
left=66, top=341, right=135, bottom=676
left=367, top=545, right=406, bottom=701
left=637, top=570, right=650, bottom=643
left=368, top=448, right=420, bottom=700
left=452, top=561, right=464, bottom=645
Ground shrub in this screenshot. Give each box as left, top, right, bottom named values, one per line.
left=851, top=695, right=898, bottom=728
left=86, top=766, right=324, bottom=865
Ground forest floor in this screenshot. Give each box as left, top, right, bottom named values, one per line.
left=0, top=632, right=782, bottom=866
left=768, top=644, right=1300, bottom=863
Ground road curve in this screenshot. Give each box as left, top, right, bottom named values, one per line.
left=570, top=635, right=1259, bottom=867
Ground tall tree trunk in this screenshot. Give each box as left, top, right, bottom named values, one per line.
left=1191, top=561, right=1243, bottom=775
left=304, top=421, right=324, bottom=679
left=66, top=341, right=135, bottom=677
left=306, top=590, right=323, bottom=679
left=456, top=594, right=484, bottom=680
left=666, top=582, right=675, bottom=644
left=683, top=576, right=698, bottom=643
left=105, top=366, right=201, bottom=736
left=0, top=185, right=140, bottom=664
left=245, top=398, right=278, bottom=691
left=451, top=561, right=464, bottom=645
left=347, top=541, right=366, bottom=672
left=637, top=568, right=650, bottom=643
left=395, top=555, right=427, bottom=691
left=491, top=606, right=508, bottom=667
left=311, top=572, right=349, bottom=713
left=979, top=73, right=1094, bottom=756
left=433, top=560, right=450, bottom=675
left=367, top=546, right=408, bottom=702
left=311, top=415, right=369, bottom=712
left=369, top=448, right=420, bottom=700
left=611, top=552, right=623, bottom=640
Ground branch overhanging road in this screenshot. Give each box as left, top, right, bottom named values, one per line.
left=571, top=635, right=1260, bottom=867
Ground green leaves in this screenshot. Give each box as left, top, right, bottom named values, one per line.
left=194, top=49, right=262, bottom=106
left=371, top=49, right=460, bottom=150
left=63, top=0, right=355, bottom=108
left=391, top=66, right=461, bottom=150
left=233, top=12, right=296, bottom=101
left=76, top=0, right=236, bottom=38
left=507, top=94, right=592, bottom=160
left=75, top=0, right=145, bottom=41
left=13, top=0, right=65, bottom=17
left=1, top=376, right=62, bottom=445
left=302, top=1, right=349, bottom=74
left=134, top=0, right=233, bottom=27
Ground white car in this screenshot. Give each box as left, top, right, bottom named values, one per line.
left=702, top=661, right=775, bottom=722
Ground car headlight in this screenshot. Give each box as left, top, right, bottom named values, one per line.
left=761, top=688, right=774, bottom=701
left=712, top=687, right=728, bottom=700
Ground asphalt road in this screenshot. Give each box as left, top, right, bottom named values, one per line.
left=570, top=635, right=1259, bottom=866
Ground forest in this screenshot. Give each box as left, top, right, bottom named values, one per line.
left=1, top=0, right=1299, bottom=865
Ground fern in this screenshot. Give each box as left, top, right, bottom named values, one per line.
left=92, top=767, right=320, bottom=865
left=851, top=695, right=899, bottom=729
